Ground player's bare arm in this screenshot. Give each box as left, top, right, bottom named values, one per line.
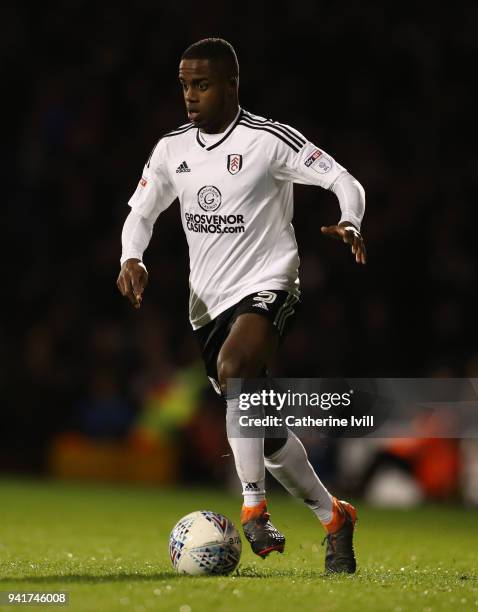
left=116, top=258, right=148, bottom=309
left=321, top=221, right=367, bottom=265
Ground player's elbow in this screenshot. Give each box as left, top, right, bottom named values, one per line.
left=332, top=172, right=366, bottom=218
left=334, top=171, right=365, bottom=197
left=354, top=176, right=366, bottom=204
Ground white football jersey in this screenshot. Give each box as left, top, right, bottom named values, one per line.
left=128, top=108, right=347, bottom=329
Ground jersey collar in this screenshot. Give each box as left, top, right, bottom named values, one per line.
left=196, top=107, right=243, bottom=151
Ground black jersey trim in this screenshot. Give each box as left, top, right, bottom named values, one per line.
left=146, top=124, right=194, bottom=167
left=146, top=141, right=159, bottom=167
left=241, top=114, right=305, bottom=149
left=238, top=120, right=301, bottom=153
left=196, top=130, right=206, bottom=148
left=242, top=111, right=306, bottom=147
left=240, top=117, right=303, bottom=150
left=164, top=123, right=195, bottom=138
left=196, top=108, right=244, bottom=151
left=242, top=114, right=306, bottom=147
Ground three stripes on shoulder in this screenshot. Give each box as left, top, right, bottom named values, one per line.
left=239, top=111, right=306, bottom=153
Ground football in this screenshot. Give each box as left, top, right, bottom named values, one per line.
left=169, top=510, right=242, bottom=575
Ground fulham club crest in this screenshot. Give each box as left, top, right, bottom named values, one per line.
left=227, top=154, right=243, bottom=175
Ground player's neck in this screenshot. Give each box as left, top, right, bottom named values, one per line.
left=201, top=104, right=240, bottom=134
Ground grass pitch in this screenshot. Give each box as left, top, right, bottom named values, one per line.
left=1, top=479, right=477, bottom=611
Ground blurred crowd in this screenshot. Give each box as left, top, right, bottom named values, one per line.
left=2, top=2, right=477, bottom=491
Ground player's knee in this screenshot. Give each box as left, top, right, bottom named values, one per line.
left=217, top=353, right=250, bottom=395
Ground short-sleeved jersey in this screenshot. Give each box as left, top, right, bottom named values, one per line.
left=128, top=108, right=346, bottom=329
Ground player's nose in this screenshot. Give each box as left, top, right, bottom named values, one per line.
left=185, top=89, right=199, bottom=104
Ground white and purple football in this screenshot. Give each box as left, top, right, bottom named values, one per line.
left=169, top=510, right=242, bottom=575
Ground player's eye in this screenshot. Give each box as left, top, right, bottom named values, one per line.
left=199, top=82, right=208, bottom=91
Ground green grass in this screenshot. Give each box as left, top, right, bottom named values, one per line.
left=1, top=479, right=477, bottom=611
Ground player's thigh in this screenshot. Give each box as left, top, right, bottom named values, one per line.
left=217, top=312, right=279, bottom=380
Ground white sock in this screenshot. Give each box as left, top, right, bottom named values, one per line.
left=265, top=429, right=333, bottom=523
left=226, top=396, right=266, bottom=506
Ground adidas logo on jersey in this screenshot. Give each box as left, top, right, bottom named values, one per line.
left=253, top=301, right=269, bottom=311
left=176, top=161, right=191, bottom=173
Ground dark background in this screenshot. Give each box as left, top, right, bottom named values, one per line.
left=2, top=2, right=476, bottom=478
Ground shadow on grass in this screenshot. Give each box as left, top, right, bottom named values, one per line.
left=0, top=567, right=361, bottom=584
left=240, top=568, right=359, bottom=581
left=237, top=567, right=328, bottom=579
left=0, top=573, right=180, bottom=584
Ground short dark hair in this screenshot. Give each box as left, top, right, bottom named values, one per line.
left=181, top=38, right=239, bottom=78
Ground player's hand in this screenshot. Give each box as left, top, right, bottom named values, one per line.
left=116, top=258, right=149, bottom=309
left=321, top=222, right=367, bottom=264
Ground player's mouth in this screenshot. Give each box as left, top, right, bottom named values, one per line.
left=187, top=109, right=200, bottom=122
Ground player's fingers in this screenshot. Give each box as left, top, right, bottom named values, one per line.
left=116, top=275, right=125, bottom=295
left=345, top=232, right=363, bottom=263
left=131, top=272, right=144, bottom=301
left=342, top=229, right=354, bottom=245
left=123, top=273, right=137, bottom=305
left=354, top=235, right=362, bottom=256
left=353, top=238, right=365, bottom=264
left=140, top=267, right=149, bottom=288
left=118, top=274, right=129, bottom=298
left=359, top=241, right=367, bottom=264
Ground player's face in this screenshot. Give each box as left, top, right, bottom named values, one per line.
left=179, top=59, right=235, bottom=132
